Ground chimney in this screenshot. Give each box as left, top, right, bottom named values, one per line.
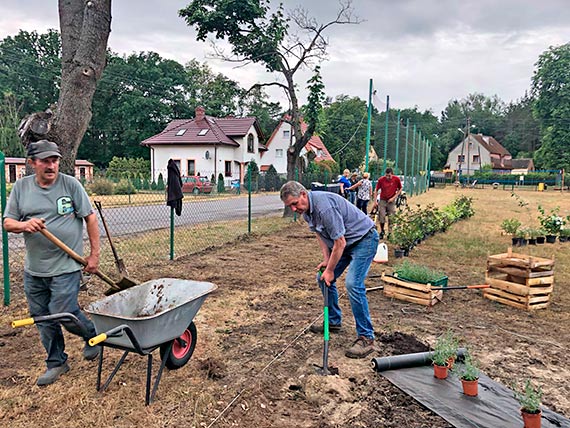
left=195, top=106, right=205, bottom=121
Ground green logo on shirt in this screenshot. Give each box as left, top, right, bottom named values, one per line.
left=57, top=197, right=74, bottom=215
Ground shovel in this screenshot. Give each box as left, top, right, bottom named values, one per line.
left=94, top=201, right=128, bottom=277
left=430, top=284, right=489, bottom=291
left=314, top=270, right=339, bottom=376
left=39, top=228, right=137, bottom=294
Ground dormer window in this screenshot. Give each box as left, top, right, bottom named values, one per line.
left=247, top=134, right=254, bottom=153
left=198, top=129, right=209, bottom=136
left=176, top=129, right=187, bottom=136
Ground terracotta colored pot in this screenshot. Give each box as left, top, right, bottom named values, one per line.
left=433, top=363, right=448, bottom=379
left=461, top=378, right=478, bottom=396
left=521, top=409, right=542, bottom=428
left=447, top=356, right=456, bottom=369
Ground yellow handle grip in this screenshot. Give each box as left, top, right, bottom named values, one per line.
left=89, top=333, right=107, bottom=346
left=12, top=318, right=35, bottom=328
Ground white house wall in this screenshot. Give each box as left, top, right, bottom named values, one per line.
left=262, top=121, right=292, bottom=174
left=446, top=137, right=490, bottom=176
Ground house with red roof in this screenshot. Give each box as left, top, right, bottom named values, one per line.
left=4, top=157, right=94, bottom=183
left=260, top=117, right=334, bottom=174
left=445, top=134, right=512, bottom=175
left=141, top=106, right=266, bottom=185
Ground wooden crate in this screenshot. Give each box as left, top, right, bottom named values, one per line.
left=381, top=273, right=443, bottom=306
left=484, top=248, right=555, bottom=311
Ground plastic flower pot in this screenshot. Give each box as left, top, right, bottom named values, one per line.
left=546, top=235, right=557, bottom=244
left=461, top=378, right=479, bottom=396
left=536, top=236, right=545, bottom=244
left=521, top=409, right=542, bottom=428
left=433, top=363, right=448, bottom=379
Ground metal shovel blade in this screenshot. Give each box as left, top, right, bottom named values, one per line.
left=313, top=273, right=339, bottom=376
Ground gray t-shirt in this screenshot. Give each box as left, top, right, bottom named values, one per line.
left=5, top=173, right=93, bottom=276
left=303, top=191, right=375, bottom=249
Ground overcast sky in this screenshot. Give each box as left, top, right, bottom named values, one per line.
left=1, top=0, right=568, bottom=116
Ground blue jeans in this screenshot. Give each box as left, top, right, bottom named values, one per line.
left=24, top=271, right=97, bottom=368
left=318, top=228, right=378, bottom=339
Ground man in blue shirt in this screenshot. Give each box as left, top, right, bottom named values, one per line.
left=280, top=181, right=379, bottom=358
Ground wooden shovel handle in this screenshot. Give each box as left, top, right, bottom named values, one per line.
left=39, top=228, right=120, bottom=290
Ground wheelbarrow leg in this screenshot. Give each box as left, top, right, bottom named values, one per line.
left=147, top=342, right=172, bottom=405
left=97, top=349, right=129, bottom=393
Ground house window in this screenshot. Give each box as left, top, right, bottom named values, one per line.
left=176, top=129, right=187, bottom=136
left=79, top=167, right=86, bottom=181
left=225, top=161, right=232, bottom=177
left=472, top=155, right=480, bottom=163
left=174, top=159, right=181, bottom=171
left=317, top=149, right=324, bottom=157
left=198, top=129, right=209, bottom=136
left=187, top=160, right=195, bottom=175
left=276, top=149, right=283, bottom=158
left=283, top=130, right=290, bottom=139
left=247, top=134, right=254, bottom=153
left=457, top=155, right=465, bottom=162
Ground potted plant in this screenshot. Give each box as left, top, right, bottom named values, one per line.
left=431, top=331, right=456, bottom=379
left=514, top=379, right=543, bottom=428
left=515, top=227, right=529, bottom=247
left=536, top=228, right=547, bottom=244
left=452, top=350, right=480, bottom=396
left=527, top=228, right=540, bottom=245
left=393, top=260, right=448, bottom=287
left=501, top=218, right=522, bottom=246
left=538, top=205, right=564, bottom=243
left=559, top=228, right=570, bottom=243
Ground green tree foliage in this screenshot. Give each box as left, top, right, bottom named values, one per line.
left=0, top=93, right=25, bottom=156
left=157, top=173, right=165, bottom=191
left=265, top=164, right=279, bottom=191
left=501, top=93, right=541, bottom=158
left=241, top=86, right=281, bottom=143
left=531, top=43, right=570, bottom=170
left=319, top=95, right=368, bottom=171
left=0, top=30, right=61, bottom=113
left=106, top=157, right=150, bottom=181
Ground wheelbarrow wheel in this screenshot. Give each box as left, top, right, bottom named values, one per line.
left=160, top=322, right=197, bottom=370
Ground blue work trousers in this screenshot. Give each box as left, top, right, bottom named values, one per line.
left=318, top=228, right=378, bottom=339
left=24, top=271, right=96, bottom=368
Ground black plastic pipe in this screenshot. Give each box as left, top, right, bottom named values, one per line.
left=371, top=348, right=467, bottom=372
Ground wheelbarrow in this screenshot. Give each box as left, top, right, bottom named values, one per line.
left=13, top=278, right=217, bottom=405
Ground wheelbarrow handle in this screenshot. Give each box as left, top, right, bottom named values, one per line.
left=431, top=284, right=490, bottom=291
left=39, top=228, right=120, bottom=291
left=89, top=333, right=108, bottom=347
left=12, top=312, right=90, bottom=337
left=12, top=317, right=35, bottom=328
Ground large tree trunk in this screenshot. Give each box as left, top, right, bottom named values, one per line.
left=20, top=0, right=111, bottom=176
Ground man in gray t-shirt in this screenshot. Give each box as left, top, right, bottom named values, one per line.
left=4, top=140, right=101, bottom=386
left=281, top=181, right=379, bottom=359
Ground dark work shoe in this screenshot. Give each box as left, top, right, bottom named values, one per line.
left=37, top=363, right=70, bottom=386
left=345, top=336, right=375, bottom=359
left=379, top=231, right=385, bottom=240
left=309, top=323, right=342, bottom=334
left=83, top=343, right=101, bottom=361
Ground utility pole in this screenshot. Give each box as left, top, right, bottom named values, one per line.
left=365, top=79, right=373, bottom=172
left=394, top=110, right=401, bottom=174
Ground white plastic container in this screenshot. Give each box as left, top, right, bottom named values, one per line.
left=373, top=242, right=388, bottom=263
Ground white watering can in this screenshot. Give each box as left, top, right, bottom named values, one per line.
left=373, top=242, right=388, bottom=263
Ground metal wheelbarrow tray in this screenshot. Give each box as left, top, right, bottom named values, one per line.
left=86, top=278, right=217, bottom=404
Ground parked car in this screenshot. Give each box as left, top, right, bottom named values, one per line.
left=182, top=176, right=213, bottom=194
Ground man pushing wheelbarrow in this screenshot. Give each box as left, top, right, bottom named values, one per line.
left=4, top=141, right=101, bottom=386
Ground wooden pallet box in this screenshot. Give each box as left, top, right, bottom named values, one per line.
left=484, top=249, right=554, bottom=311
left=381, top=273, right=443, bottom=306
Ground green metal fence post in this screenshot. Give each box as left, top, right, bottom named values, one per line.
left=1, top=152, right=10, bottom=305
left=426, top=141, right=432, bottom=192
left=411, top=125, right=416, bottom=196
left=403, top=118, right=409, bottom=193
left=169, top=207, right=174, bottom=260
left=383, top=95, right=390, bottom=175
left=248, top=165, right=252, bottom=233
left=394, top=110, right=401, bottom=175
left=365, top=79, right=373, bottom=172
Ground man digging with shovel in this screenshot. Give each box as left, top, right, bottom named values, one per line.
left=4, top=140, right=101, bottom=386
left=281, top=181, right=379, bottom=358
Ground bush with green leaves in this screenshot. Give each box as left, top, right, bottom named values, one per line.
left=156, top=173, right=165, bottom=191
left=88, top=178, right=114, bottom=195
left=514, top=379, right=543, bottom=413
left=538, top=205, right=564, bottom=235
left=501, top=218, right=522, bottom=235
left=115, top=179, right=136, bottom=195
left=217, top=173, right=225, bottom=193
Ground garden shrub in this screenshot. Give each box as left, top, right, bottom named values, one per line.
left=88, top=178, right=115, bottom=195
left=115, top=179, right=136, bottom=195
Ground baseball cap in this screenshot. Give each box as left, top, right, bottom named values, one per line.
left=27, top=140, right=62, bottom=159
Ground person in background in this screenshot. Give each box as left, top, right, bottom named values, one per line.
left=337, top=169, right=351, bottom=199
left=4, top=140, right=101, bottom=386
left=349, top=172, right=372, bottom=214
left=347, top=172, right=359, bottom=204
left=280, top=181, right=378, bottom=359
left=371, top=167, right=402, bottom=239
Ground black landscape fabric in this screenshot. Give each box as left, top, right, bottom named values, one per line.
left=380, top=365, right=570, bottom=428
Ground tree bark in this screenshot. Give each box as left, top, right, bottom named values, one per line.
left=21, top=0, right=111, bottom=176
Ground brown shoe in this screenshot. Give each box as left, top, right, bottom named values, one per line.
left=345, top=336, right=375, bottom=359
